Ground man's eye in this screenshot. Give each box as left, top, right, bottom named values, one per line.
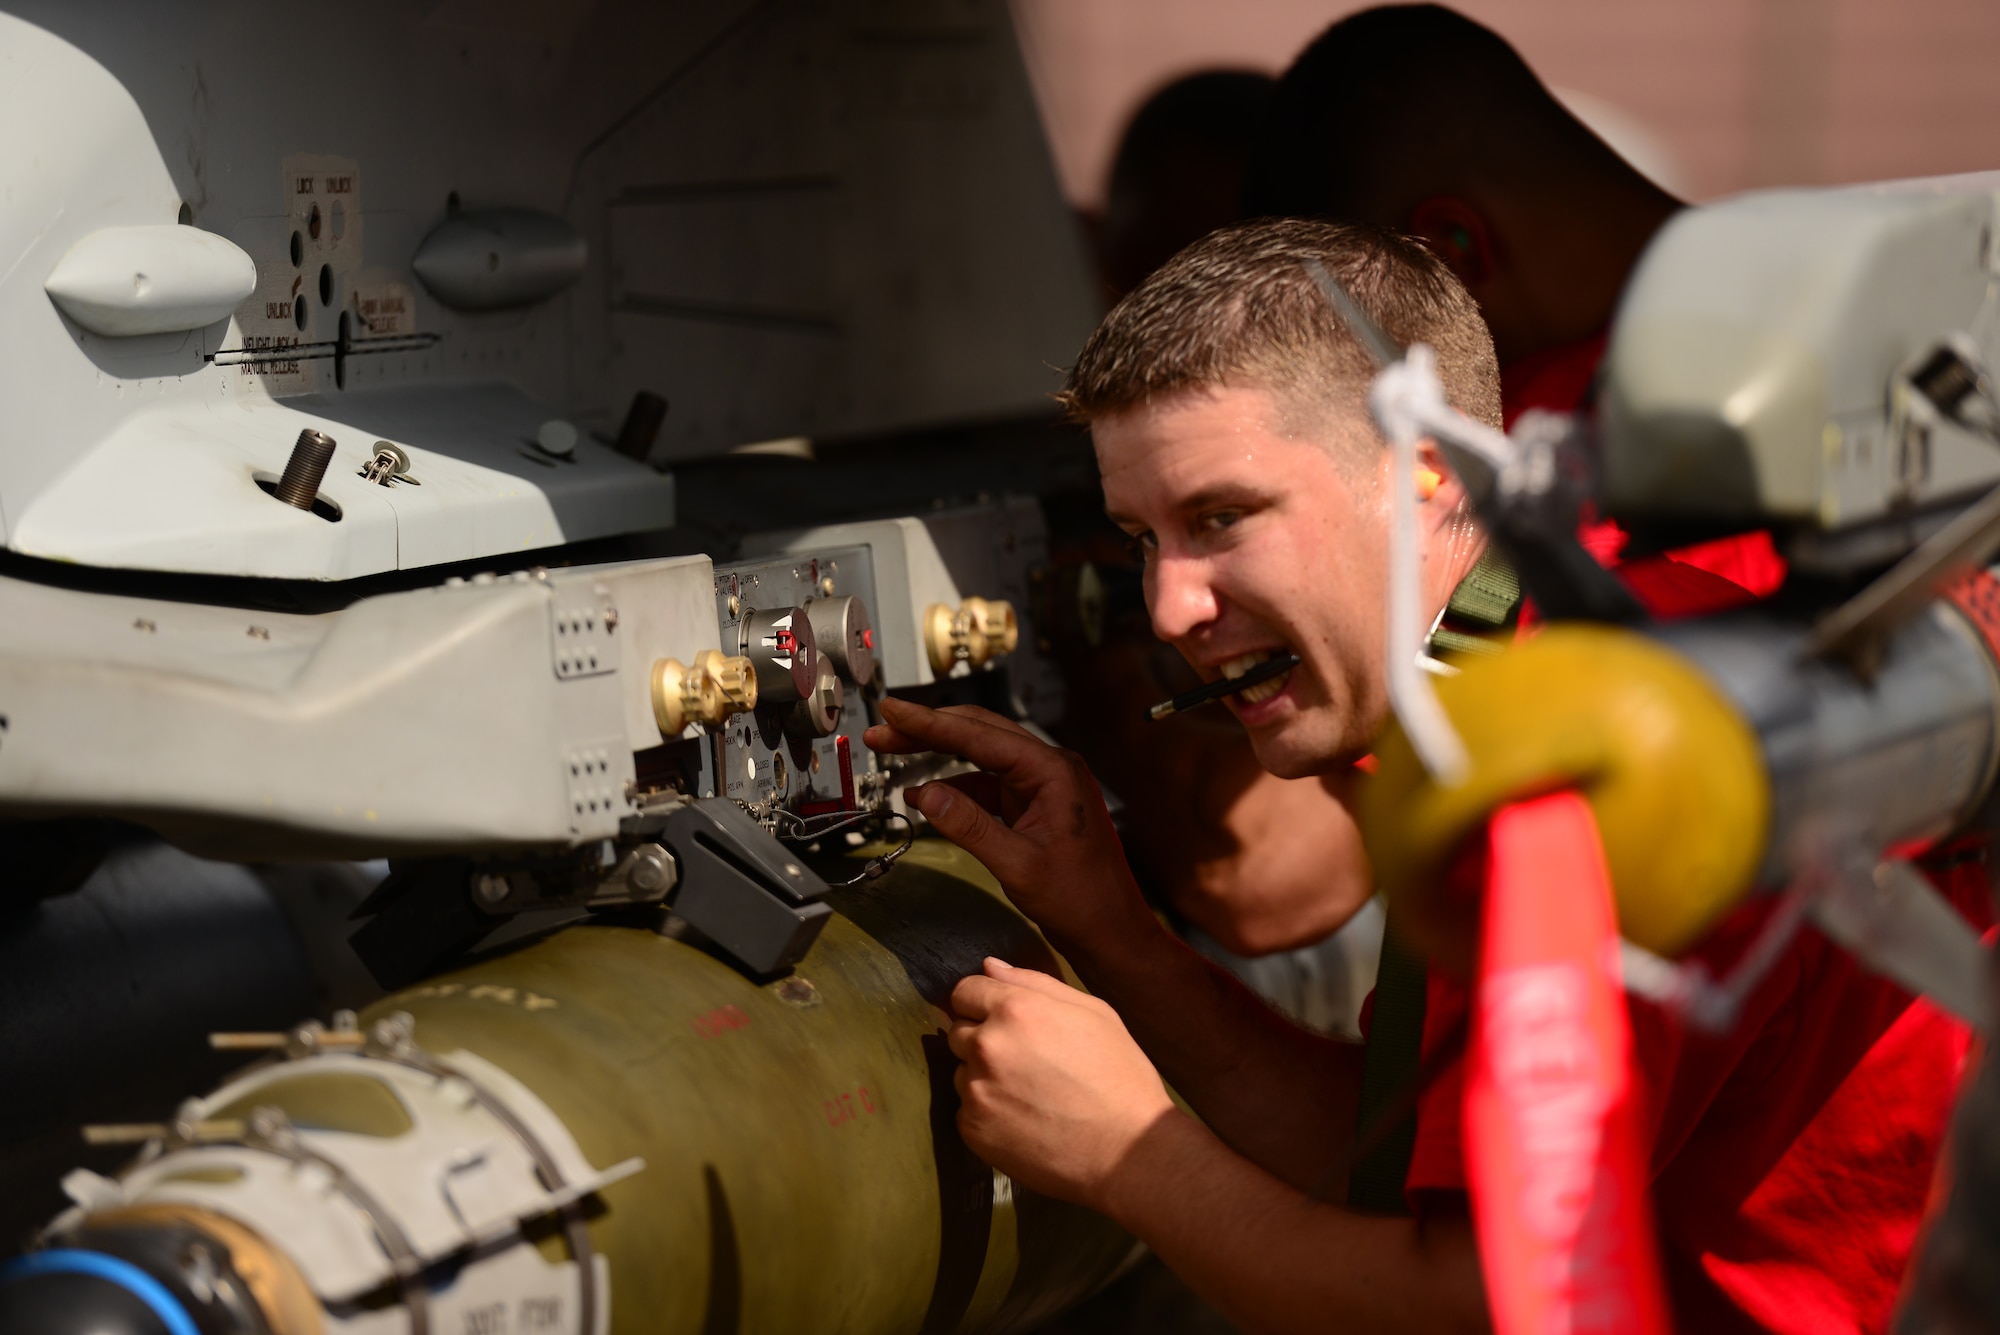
left=1125, top=531, right=1157, bottom=562
left=1201, top=510, right=1243, bottom=532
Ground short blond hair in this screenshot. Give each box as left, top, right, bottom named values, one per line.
left=1057, top=218, right=1500, bottom=443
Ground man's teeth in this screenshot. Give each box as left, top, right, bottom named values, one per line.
left=1237, top=673, right=1288, bottom=705
left=1220, top=650, right=1274, bottom=680
left=1216, top=649, right=1290, bottom=705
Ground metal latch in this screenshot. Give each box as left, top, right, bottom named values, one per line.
left=660, top=799, right=831, bottom=976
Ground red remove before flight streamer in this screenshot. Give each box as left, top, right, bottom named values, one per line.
left=1398, top=340, right=1988, bottom=1329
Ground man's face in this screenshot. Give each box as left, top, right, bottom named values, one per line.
left=1098, top=383, right=1392, bottom=778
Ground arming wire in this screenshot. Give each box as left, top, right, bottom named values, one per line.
left=772, top=808, right=916, bottom=887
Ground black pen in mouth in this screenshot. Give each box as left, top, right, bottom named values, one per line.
left=1147, top=651, right=1301, bottom=721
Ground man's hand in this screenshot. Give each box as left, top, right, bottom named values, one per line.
left=864, top=697, right=1152, bottom=953
left=949, top=957, right=1177, bottom=1208
left=870, top=696, right=1369, bottom=1196
left=953, top=956, right=1488, bottom=1335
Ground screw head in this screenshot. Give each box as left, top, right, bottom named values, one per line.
left=775, top=976, right=821, bottom=1007
left=473, top=873, right=511, bottom=907
left=628, top=845, right=673, bottom=895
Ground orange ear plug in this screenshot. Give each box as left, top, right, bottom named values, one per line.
left=1416, top=465, right=1443, bottom=500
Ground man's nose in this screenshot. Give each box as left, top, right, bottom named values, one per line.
left=1147, top=555, right=1219, bottom=642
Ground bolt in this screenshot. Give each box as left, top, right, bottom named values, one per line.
left=603, top=606, right=619, bottom=632
left=275, top=429, right=336, bottom=510
left=628, top=844, right=674, bottom=897
left=249, top=1105, right=295, bottom=1147
left=820, top=576, right=836, bottom=596
left=776, top=977, right=820, bottom=1007
left=473, top=873, right=511, bottom=907
left=536, top=420, right=578, bottom=458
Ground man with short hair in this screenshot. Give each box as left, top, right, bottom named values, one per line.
left=867, top=217, right=1983, bottom=1332
left=873, top=217, right=1502, bottom=1332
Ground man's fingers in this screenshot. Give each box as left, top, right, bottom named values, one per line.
left=875, top=697, right=1063, bottom=780
left=861, top=721, right=932, bottom=755
left=946, top=1018, right=981, bottom=1060
left=909, top=782, right=1033, bottom=882
left=980, top=958, right=1085, bottom=1002
left=952, top=971, right=1016, bottom=1023
left=937, top=771, right=1006, bottom=815
left=934, top=703, right=1039, bottom=741
left=861, top=710, right=1029, bottom=763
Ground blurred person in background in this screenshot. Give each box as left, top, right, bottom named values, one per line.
left=1247, top=1, right=1784, bottom=593
left=1249, top=4, right=1678, bottom=398
left=1093, top=70, right=1276, bottom=300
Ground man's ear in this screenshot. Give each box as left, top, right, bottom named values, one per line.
left=1406, top=196, right=1497, bottom=289
left=1414, top=438, right=1474, bottom=530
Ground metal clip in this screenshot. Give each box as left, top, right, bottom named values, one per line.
left=358, top=440, right=418, bottom=487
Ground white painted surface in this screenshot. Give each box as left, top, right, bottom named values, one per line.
left=0, top=15, right=672, bottom=578
left=43, top=224, right=256, bottom=336
left=744, top=517, right=964, bottom=689
left=411, top=210, right=588, bottom=312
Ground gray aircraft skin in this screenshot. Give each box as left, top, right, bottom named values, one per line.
left=0, top=5, right=1144, bottom=1331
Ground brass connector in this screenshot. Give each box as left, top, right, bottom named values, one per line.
left=924, top=597, right=1020, bottom=675
left=652, top=649, right=758, bottom=734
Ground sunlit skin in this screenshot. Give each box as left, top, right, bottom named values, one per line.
left=1052, top=605, right=1376, bottom=956
left=859, top=383, right=1496, bottom=1333
left=1099, top=382, right=1483, bottom=778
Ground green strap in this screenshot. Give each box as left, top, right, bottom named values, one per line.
left=1345, top=926, right=1430, bottom=1214
left=1429, top=548, right=1522, bottom=658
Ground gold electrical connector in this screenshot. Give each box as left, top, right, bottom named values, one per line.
left=924, top=597, right=1020, bottom=675
left=652, top=649, right=758, bottom=734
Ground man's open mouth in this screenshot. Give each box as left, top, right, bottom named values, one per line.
left=1218, top=648, right=1293, bottom=705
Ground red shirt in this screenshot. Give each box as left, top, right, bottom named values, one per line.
left=1391, top=336, right=1989, bottom=1329
left=1502, top=331, right=1788, bottom=602
left=1408, top=865, right=1988, bottom=1333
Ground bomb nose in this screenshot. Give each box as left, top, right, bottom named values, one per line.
left=2, top=1213, right=293, bottom=1335
left=0, top=1250, right=201, bottom=1335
